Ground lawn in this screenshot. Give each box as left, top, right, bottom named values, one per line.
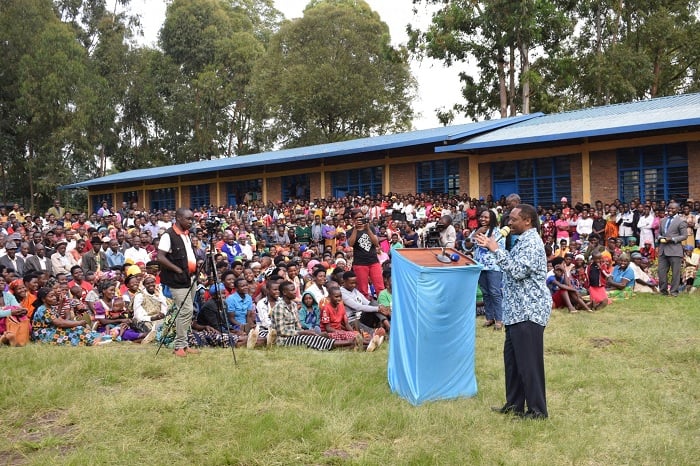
left=1, top=294, right=698, bottom=465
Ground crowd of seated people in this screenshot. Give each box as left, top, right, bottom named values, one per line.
left=0, top=193, right=698, bottom=348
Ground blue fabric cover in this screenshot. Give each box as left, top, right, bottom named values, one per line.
left=388, top=250, right=482, bottom=405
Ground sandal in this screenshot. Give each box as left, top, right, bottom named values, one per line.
left=493, top=321, right=503, bottom=331
left=483, top=320, right=495, bottom=327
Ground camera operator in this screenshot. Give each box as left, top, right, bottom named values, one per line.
left=157, top=208, right=199, bottom=358
left=347, top=212, right=384, bottom=300
left=438, top=215, right=456, bottom=248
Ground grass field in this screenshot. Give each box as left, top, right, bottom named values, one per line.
left=1, top=294, right=699, bottom=465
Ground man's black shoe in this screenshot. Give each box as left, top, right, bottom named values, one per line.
left=522, top=411, right=547, bottom=420
left=491, top=404, right=524, bottom=416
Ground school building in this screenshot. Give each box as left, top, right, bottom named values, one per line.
left=64, top=93, right=700, bottom=211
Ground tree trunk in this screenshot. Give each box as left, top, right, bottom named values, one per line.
left=1, top=162, right=5, bottom=207
left=520, top=41, right=530, bottom=114
left=99, top=145, right=106, bottom=177
left=651, top=53, right=661, bottom=97
left=27, top=141, right=35, bottom=213
left=497, top=46, right=507, bottom=118
left=508, top=44, right=516, bottom=116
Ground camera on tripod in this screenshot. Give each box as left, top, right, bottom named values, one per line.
left=425, top=224, right=443, bottom=247
left=205, top=216, right=223, bottom=235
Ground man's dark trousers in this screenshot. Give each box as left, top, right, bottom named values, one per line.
left=504, top=320, right=548, bottom=417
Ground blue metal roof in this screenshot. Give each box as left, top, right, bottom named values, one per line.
left=62, top=114, right=539, bottom=189
left=436, top=93, right=700, bottom=153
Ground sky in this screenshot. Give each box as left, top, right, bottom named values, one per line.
left=126, top=0, right=471, bottom=130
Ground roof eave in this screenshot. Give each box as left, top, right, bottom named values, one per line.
left=435, top=117, right=700, bottom=153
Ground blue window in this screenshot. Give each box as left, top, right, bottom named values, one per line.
left=618, top=143, right=688, bottom=203
left=150, top=188, right=176, bottom=211
left=331, top=167, right=383, bottom=198
left=122, top=191, right=138, bottom=205
left=190, top=185, right=210, bottom=210
left=416, top=160, right=459, bottom=195
left=91, top=194, right=113, bottom=214
left=282, top=175, right=310, bottom=201
left=491, top=156, right=570, bottom=206
left=226, top=180, right=262, bottom=207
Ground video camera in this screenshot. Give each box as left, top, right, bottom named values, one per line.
left=204, top=215, right=224, bottom=235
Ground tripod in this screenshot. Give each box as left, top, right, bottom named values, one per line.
left=155, top=229, right=238, bottom=364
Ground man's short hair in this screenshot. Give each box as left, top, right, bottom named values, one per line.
left=279, top=281, right=294, bottom=293
left=342, top=270, right=356, bottom=281
left=515, top=204, right=539, bottom=229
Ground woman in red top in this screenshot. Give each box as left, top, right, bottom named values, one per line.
left=320, top=288, right=360, bottom=341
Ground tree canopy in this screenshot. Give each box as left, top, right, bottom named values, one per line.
left=0, top=0, right=414, bottom=212
left=409, top=0, right=700, bottom=121
left=251, top=0, right=416, bottom=147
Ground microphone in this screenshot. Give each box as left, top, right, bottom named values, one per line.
left=500, top=226, right=510, bottom=237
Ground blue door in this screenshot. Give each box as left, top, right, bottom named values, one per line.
left=493, top=181, right=518, bottom=201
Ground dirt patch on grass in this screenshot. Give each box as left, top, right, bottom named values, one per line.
left=4, top=410, right=77, bottom=463
left=16, top=411, right=74, bottom=441
left=590, top=337, right=616, bottom=348
left=323, top=441, right=369, bottom=460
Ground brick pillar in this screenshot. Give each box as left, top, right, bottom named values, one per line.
left=569, top=153, right=583, bottom=204
left=309, top=172, right=322, bottom=201
left=589, top=150, right=618, bottom=203
left=459, top=157, right=470, bottom=196
left=688, top=142, right=700, bottom=200
left=478, top=163, right=491, bottom=200
left=389, top=163, right=416, bottom=194
left=266, top=177, right=282, bottom=204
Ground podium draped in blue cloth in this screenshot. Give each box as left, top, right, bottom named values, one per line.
left=388, top=248, right=482, bottom=405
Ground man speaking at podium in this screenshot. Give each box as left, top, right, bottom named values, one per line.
left=475, top=204, right=551, bottom=420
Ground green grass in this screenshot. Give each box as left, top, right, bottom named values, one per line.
left=1, top=294, right=699, bottom=465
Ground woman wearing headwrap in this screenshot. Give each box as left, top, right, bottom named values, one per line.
left=133, top=275, right=168, bottom=344
left=31, top=287, right=109, bottom=346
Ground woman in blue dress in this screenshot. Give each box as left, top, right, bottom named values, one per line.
left=466, top=209, right=506, bottom=330
left=32, top=287, right=108, bottom=346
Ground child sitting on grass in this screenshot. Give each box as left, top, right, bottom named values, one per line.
left=320, top=288, right=361, bottom=342
left=321, top=288, right=383, bottom=352
left=299, top=290, right=322, bottom=334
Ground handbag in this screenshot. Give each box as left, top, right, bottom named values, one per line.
left=4, top=315, right=30, bottom=347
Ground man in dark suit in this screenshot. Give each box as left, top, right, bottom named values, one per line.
left=81, top=239, right=107, bottom=274
left=23, top=243, right=53, bottom=277
left=657, top=202, right=688, bottom=297
left=0, top=241, right=24, bottom=277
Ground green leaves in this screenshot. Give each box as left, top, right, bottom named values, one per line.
left=251, top=0, right=415, bottom=147
left=411, top=0, right=700, bottom=119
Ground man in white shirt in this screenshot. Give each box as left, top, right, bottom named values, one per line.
left=64, top=229, right=77, bottom=253
left=238, top=234, right=254, bottom=261
left=576, top=210, right=593, bottom=238
left=50, top=239, right=78, bottom=276
left=157, top=211, right=173, bottom=231
left=438, top=215, right=457, bottom=248
left=124, top=235, right=150, bottom=265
